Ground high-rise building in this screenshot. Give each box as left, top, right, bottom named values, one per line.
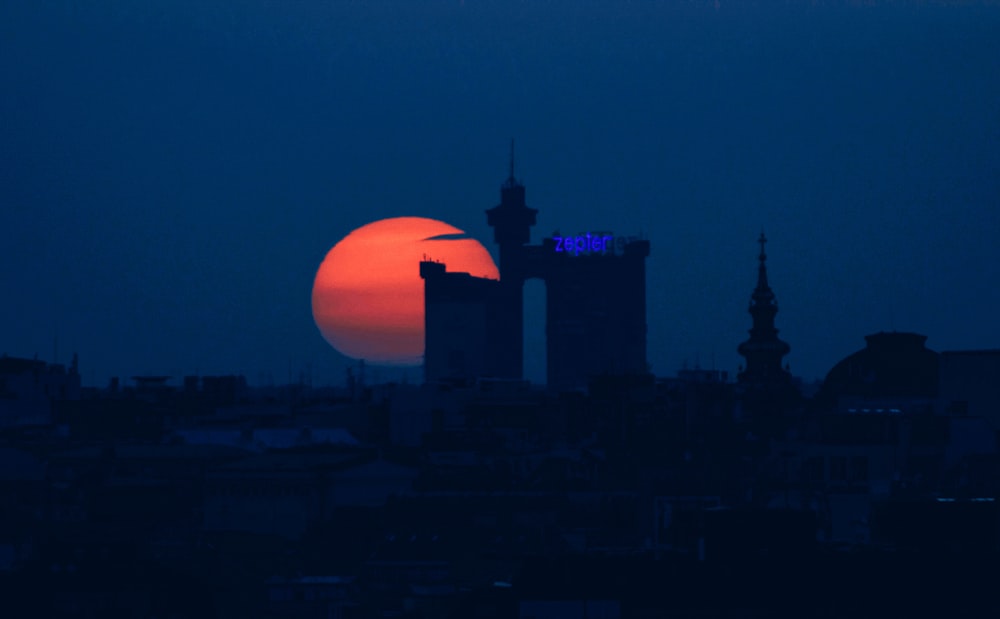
left=422, top=148, right=649, bottom=391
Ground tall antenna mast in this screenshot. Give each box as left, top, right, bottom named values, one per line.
left=509, top=138, right=515, bottom=182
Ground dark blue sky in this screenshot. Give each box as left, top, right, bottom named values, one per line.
left=2, top=1, right=999, bottom=387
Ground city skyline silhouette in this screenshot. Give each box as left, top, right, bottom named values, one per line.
left=3, top=2, right=999, bottom=387
left=4, top=6, right=1000, bottom=613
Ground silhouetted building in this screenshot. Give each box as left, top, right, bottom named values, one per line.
left=422, top=148, right=650, bottom=391
left=735, top=234, right=799, bottom=434
left=0, top=353, right=81, bottom=426
left=419, top=262, right=509, bottom=382
left=737, top=233, right=792, bottom=388
left=815, top=331, right=940, bottom=412
left=939, top=349, right=1000, bottom=424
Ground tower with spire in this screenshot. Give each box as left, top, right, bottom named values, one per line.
left=737, top=232, right=792, bottom=387
left=422, top=142, right=649, bottom=389
left=481, top=141, right=539, bottom=380
left=485, top=140, right=538, bottom=277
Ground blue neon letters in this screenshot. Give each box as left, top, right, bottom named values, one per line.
left=553, top=233, right=636, bottom=256
left=555, top=233, right=611, bottom=255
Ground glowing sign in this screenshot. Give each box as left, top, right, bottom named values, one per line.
left=553, top=233, right=639, bottom=256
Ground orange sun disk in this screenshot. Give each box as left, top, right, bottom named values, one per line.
left=311, top=217, right=499, bottom=365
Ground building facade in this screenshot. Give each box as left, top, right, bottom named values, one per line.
left=422, top=154, right=649, bottom=391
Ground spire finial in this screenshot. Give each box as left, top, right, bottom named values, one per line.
left=754, top=231, right=771, bottom=294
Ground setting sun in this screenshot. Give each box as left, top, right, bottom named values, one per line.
left=311, top=217, right=499, bottom=364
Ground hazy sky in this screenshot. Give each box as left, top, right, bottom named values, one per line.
left=2, top=1, right=999, bottom=387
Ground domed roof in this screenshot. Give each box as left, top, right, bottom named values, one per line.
left=816, top=332, right=939, bottom=404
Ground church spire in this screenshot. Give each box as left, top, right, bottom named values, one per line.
left=752, top=231, right=773, bottom=304
left=738, top=231, right=790, bottom=386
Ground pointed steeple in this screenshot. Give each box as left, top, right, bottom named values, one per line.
left=756, top=231, right=769, bottom=289
left=751, top=231, right=774, bottom=308
left=738, top=231, right=791, bottom=386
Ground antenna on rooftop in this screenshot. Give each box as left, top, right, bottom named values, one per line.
left=509, top=138, right=515, bottom=182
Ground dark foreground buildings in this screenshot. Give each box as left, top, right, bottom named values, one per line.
left=7, top=158, right=1000, bottom=618
left=421, top=154, right=650, bottom=391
